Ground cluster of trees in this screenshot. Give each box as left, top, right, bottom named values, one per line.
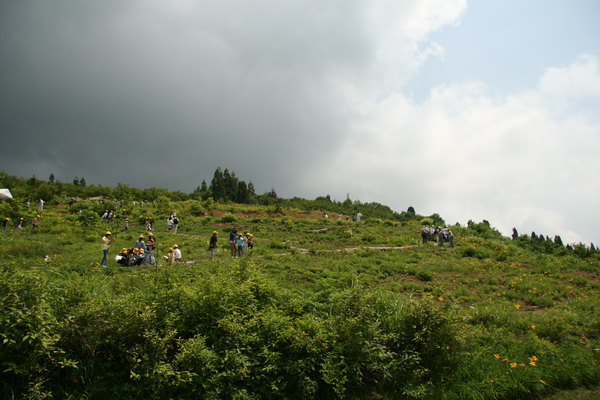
left=511, top=227, right=597, bottom=258
left=0, top=169, right=420, bottom=222
left=463, top=220, right=597, bottom=259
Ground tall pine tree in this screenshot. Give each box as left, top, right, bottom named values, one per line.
left=210, top=167, right=225, bottom=201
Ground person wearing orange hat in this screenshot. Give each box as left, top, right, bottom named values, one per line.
left=14, top=217, right=24, bottom=233
left=209, top=231, right=218, bottom=260
left=133, top=248, right=145, bottom=266
left=100, top=231, right=115, bottom=267
left=163, top=248, right=175, bottom=263
left=135, top=235, right=145, bottom=251
left=116, top=248, right=129, bottom=267
left=2, top=218, right=9, bottom=233
left=173, top=244, right=182, bottom=261
left=32, top=215, right=40, bottom=230
left=247, top=233, right=254, bottom=251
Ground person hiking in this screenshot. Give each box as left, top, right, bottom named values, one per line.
left=209, top=231, right=218, bottom=260
left=172, top=214, right=180, bottom=234
left=229, top=227, right=238, bottom=258
left=100, top=231, right=115, bottom=267
left=421, top=225, right=429, bottom=243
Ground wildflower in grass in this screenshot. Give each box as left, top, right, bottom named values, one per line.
left=514, top=304, right=521, bottom=309
left=510, top=363, right=517, bottom=368
left=531, top=325, right=536, bottom=329
left=529, top=362, right=536, bottom=366
left=494, top=354, right=501, bottom=359
left=438, top=297, right=444, bottom=301
left=529, top=356, right=538, bottom=362
left=519, top=363, right=525, bottom=367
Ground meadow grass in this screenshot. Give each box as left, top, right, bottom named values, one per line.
left=0, top=200, right=598, bottom=399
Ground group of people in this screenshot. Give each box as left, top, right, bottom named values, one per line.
left=2, top=216, right=40, bottom=233
left=322, top=212, right=363, bottom=221
left=227, top=228, right=254, bottom=258
left=101, top=230, right=183, bottom=267
left=421, top=225, right=455, bottom=247
left=25, top=198, right=45, bottom=211
left=166, top=212, right=180, bottom=233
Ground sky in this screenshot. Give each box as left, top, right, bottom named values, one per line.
left=1, top=0, right=599, bottom=246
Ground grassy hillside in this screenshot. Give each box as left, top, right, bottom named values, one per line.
left=1, top=199, right=599, bottom=399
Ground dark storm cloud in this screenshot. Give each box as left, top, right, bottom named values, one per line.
left=0, top=0, right=374, bottom=192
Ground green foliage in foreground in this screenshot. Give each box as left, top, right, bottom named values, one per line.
left=0, top=200, right=599, bottom=399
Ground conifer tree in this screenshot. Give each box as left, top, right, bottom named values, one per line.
left=512, top=227, right=519, bottom=240
left=223, top=169, right=238, bottom=202
left=210, top=167, right=225, bottom=201
left=236, top=181, right=249, bottom=203
left=531, top=231, right=538, bottom=240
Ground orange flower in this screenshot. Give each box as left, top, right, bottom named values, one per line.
left=514, top=304, right=521, bottom=310
left=510, top=363, right=517, bottom=368
left=529, top=362, right=536, bottom=366
left=494, top=354, right=501, bottom=359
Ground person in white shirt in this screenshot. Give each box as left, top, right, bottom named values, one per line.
left=173, top=244, right=182, bottom=261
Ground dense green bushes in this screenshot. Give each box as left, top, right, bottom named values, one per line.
left=0, top=263, right=465, bottom=399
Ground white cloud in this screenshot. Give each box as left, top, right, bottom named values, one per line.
left=309, top=55, right=600, bottom=245
left=539, top=54, right=600, bottom=99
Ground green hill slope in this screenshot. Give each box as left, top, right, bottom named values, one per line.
left=1, top=199, right=599, bottom=399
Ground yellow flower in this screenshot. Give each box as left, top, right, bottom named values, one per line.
left=531, top=325, right=536, bottom=329
left=438, top=297, right=444, bottom=301
left=529, top=356, right=538, bottom=362
left=529, top=362, right=536, bottom=366
left=510, top=363, right=517, bottom=368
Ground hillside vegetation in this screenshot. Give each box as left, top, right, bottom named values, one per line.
left=1, top=172, right=599, bottom=399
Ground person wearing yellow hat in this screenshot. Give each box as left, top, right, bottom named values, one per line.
left=247, top=233, right=254, bottom=251
left=146, top=232, right=156, bottom=251
left=15, top=217, right=24, bottom=233
left=135, top=235, right=145, bottom=251
left=2, top=218, right=9, bottom=233
left=209, top=231, right=218, bottom=260
left=133, top=248, right=145, bottom=266
left=100, top=231, right=115, bottom=267
left=163, top=247, right=175, bottom=263
left=173, top=244, right=182, bottom=261
left=116, top=247, right=129, bottom=267
left=32, top=215, right=40, bottom=230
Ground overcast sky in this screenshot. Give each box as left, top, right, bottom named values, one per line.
left=1, top=1, right=599, bottom=245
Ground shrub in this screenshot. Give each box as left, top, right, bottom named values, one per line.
left=220, top=213, right=236, bottom=223
left=416, top=270, right=434, bottom=282
left=77, top=210, right=100, bottom=226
